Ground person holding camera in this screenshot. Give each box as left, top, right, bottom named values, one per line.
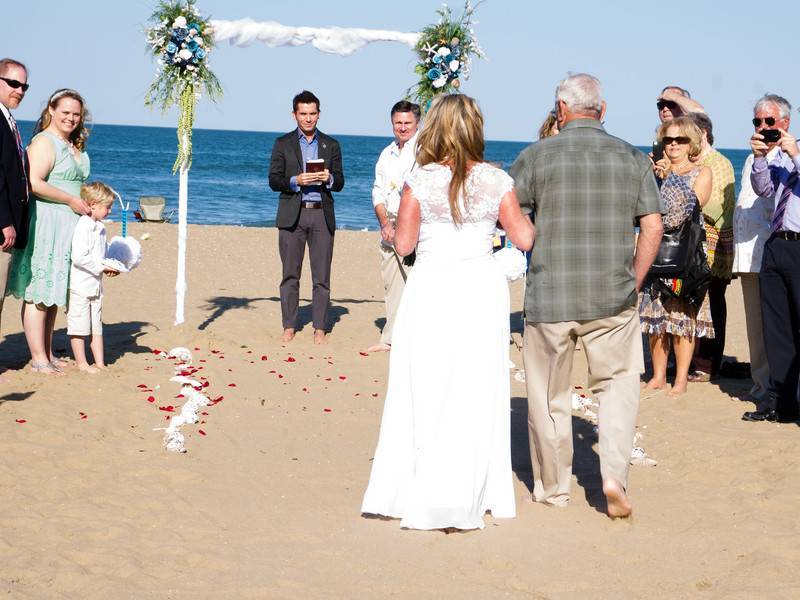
left=733, top=95, right=791, bottom=409
left=744, top=96, right=800, bottom=423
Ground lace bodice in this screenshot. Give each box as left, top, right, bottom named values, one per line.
left=406, top=162, right=514, bottom=264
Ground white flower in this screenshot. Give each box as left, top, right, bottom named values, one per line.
left=449, top=60, right=460, bottom=71
left=178, top=49, right=193, bottom=60
left=197, top=38, right=204, bottom=46
left=173, top=16, right=187, bottom=28
left=187, top=65, right=196, bottom=71
left=189, top=28, right=197, bottom=36
left=432, top=76, right=447, bottom=88
left=437, top=46, right=451, bottom=57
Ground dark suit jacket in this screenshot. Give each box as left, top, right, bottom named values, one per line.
left=268, top=129, right=344, bottom=234
left=0, top=113, right=29, bottom=249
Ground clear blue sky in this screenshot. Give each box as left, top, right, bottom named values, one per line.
left=5, top=0, right=799, bottom=147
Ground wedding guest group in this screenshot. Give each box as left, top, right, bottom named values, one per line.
left=366, top=100, right=420, bottom=353
left=0, top=58, right=29, bottom=384
left=269, top=90, right=344, bottom=345
left=511, top=73, right=663, bottom=518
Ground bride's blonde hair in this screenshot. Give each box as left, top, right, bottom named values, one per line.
left=416, top=94, right=485, bottom=224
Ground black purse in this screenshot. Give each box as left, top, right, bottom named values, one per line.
left=649, top=203, right=701, bottom=276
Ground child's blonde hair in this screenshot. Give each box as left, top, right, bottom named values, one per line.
left=80, top=181, right=115, bottom=207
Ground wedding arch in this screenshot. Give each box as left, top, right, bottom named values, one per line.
left=144, top=0, right=483, bottom=325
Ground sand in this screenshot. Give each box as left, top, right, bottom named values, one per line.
left=1, top=222, right=798, bottom=599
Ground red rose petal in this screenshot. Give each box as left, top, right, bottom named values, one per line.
left=278, top=374, right=284, bottom=379
left=354, top=393, right=360, bottom=397
left=359, top=351, right=368, bottom=356
left=15, top=419, right=26, bottom=423
left=201, top=412, right=209, bottom=416
left=147, top=396, right=155, bottom=403
left=159, top=405, right=175, bottom=412
left=137, top=384, right=148, bottom=389
left=228, top=383, right=236, bottom=387
left=268, top=370, right=276, bottom=374
left=324, top=377, right=332, bottom=381
left=246, top=350, right=253, bottom=354
left=338, top=376, right=347, bottom=381
left=261, top=356, right=268, bottom=361
left=372, top=393, right=378, bottom=397
left=285, top=357, right=296, bottom=363
left=323, top=408, right=332, bottom=413
left=302, top=387, right=309, bottom=393
left=198, top=429, right=206, bottom=436
left=194, top=347, right=200, bottom=351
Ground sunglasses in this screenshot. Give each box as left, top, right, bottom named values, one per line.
left=657, top=100, right=678, bottom=111
left=752, top=117, right=776, bottom=127
left=0, top=76, right=29, bottom=92
left=662, top=136, right=690, bottom=145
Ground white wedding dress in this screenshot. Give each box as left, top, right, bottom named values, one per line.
left=361, top=162, right=516, bottom=530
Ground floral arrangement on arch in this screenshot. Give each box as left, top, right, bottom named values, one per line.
left=145, top=0, right=222, bottom=171
left=408, top=1, right=485, bottom=112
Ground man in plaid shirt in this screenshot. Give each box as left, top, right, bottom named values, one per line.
left=511, top=73, right=663, bottom=518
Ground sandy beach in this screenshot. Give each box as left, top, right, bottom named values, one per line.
left=1, top=222, right=798, bottom=599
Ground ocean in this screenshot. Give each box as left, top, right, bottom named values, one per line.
left=17, top=121, right=750, bottom=231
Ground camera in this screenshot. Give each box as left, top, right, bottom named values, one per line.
left=761, top=129, right=781, bottom=143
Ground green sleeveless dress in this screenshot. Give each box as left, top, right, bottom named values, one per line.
left=7, top=131, right=90, bottom=307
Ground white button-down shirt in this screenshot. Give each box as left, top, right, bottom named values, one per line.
left=70, top=215, right=107, bottom=297
left=371, top=132, right=418, bottom=217
left=733, top=148, right=778, bottom=273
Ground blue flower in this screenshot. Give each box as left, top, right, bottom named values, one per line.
left=427, top=68, right=442, bottom=81
left=451, top=46, right=461, bottom=57
left=188, top=22, right=202, bottom=32
left=432, top=54, right=443, bottom=64
left=173, top=27, right=189, bottom=41
left=187, top=39, right=199, bottom=51
left=194, top=47, right=206, bottom=60
left=166, top=41, right=178, bottom=54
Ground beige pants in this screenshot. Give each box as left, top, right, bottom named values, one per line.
left=739, top=273, right=769, bottom=402
left=378, top=242, right=409, bottom=345
left=523, top=306, right=643, bottom=506
left=0, top=249, right=12, bottom=337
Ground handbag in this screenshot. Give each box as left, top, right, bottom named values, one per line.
left=649, top=203, right=701, bottom=276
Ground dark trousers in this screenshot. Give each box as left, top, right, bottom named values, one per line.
left=759, top=236, right=800, bottom=417
left=278, top=207, right=334, bottom=331
left=696, top=276, right=730, bottom=375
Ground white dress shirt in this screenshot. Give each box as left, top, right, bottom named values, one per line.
left=0, top=102, right=14, bottom=133
left=732, top=148, right=778, bottom=273
left=70, top=215, right=107, bottom=297
left=371, top=132, right=418, bottom=217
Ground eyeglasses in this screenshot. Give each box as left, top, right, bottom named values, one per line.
left=0, top=76, right=29, bottom=92
left=657, top=100, right=678, bottom=111
left=662, top=136, right=690, bottom=145
left=752, top=117, right=776, bottom=127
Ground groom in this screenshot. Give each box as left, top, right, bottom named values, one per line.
left=269, top=90, right=344, bottom=344
left=511, top=73, right=663, bottom=518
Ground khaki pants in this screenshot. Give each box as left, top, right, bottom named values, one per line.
left=739, top=273, right=769, bottom=403
left=0, top=250, right=12, bottom=337
left=523, top=306, right=643, bottom=506
left=378, top=243, right=408, bottom=345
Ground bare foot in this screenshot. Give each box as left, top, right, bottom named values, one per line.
left=313, top=329, right=327, bottom=345
left=94, top=364, right=108, bottom=371
left=365, top=343, right=391, bottom=353
left=603, top=478, right=632, bottom=519
left=668, top=380, right=688, bottom=396
left=644, top=377, right=667, bottom=390
left=280, top=328, right=295, bottom=343
left=50, top=357, right=73, bottom=369
left=78, top=364, right=99, bottom=374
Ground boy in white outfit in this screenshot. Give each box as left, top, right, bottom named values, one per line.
left=68, top=182, right=118, bottom=373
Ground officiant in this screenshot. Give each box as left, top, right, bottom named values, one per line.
left=268, top=90, right=345, bottom=344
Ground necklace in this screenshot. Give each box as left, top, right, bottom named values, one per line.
left=670, top=159, right=693, bottom=175
left=48, top=127, right=74, bottom=148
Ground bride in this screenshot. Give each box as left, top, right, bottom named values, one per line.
left=361, top=94, right=535, bottom=530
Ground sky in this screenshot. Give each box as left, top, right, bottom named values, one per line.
left=5, top=0, right=800, bottom=148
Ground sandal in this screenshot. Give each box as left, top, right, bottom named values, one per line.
left=30, top=362, right=65, bottom=376
left=687, top=370, right=711, bottom=383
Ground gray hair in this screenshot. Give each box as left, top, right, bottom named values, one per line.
left=754, top=94, right=792, bottom=119
left=555, top=73, right=603, bottom=117
left=661, top=85, right=691, bottom=98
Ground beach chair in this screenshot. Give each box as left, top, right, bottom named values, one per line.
left=138, top=196, right=174, bottom=222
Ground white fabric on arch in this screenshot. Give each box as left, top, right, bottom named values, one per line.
left=210, top=18, right=420, bottom=56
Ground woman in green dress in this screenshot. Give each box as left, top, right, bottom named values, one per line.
left=7, top=89, right=91, bottom=374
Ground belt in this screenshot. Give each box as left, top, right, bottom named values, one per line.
left=774, top=231, right=800, bottom=241
left=300, top=201, right=322, bottom=209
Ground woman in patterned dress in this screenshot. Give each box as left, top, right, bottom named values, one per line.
left=7, top=89, right=91, bottom=374
left=640, top=117, right=714, bottom=395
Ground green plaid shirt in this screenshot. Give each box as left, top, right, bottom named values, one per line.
left=511, top=119, right=663, bottom=323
